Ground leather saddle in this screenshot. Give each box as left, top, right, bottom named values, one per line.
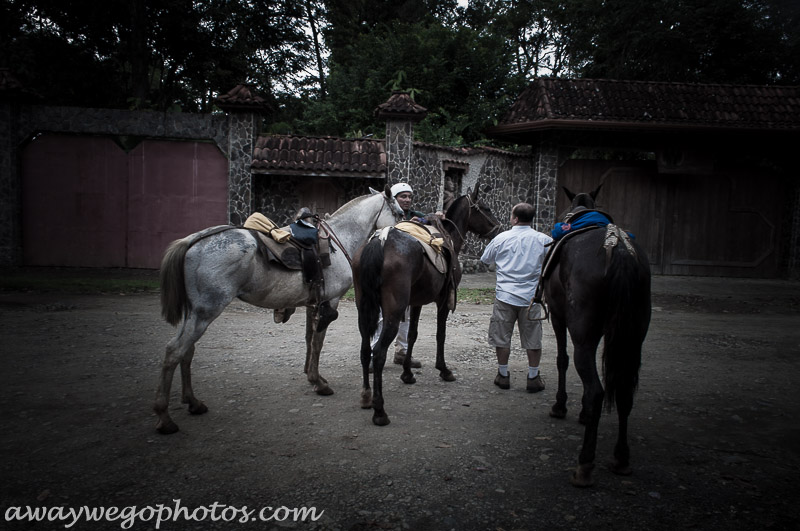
left=244, top=213, right=332, bottom=275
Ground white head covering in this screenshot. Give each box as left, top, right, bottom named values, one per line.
left=390, top=182, right=413, bottom=197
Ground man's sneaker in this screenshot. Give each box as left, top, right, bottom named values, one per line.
left=394, top=349, right=422, bottom=368
left=494, top=371, right=510, bottom=390
left=526, top=374, right=545, bottom=393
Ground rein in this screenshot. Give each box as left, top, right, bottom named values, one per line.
left=317, top=219, right=352, bottom=266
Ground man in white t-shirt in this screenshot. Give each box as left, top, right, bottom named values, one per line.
left=480, top=202, right=552, bottom=392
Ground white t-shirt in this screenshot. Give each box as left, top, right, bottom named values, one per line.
left=480, top=225, right=552, bottom=307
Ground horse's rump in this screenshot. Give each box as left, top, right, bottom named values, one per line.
left=602, top=238, right=651, bottom=410
left=160, top=225, right=234, bottom=326
left=355, top=237, right=385, bottom=338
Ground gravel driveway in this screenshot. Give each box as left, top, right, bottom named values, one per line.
left=1, top=271, right=799, bottom=530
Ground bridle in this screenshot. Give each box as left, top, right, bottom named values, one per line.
left=465, top=194, right=501, bottom=239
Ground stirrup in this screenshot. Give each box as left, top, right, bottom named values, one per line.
left=526, top=298, right=549, bottom=321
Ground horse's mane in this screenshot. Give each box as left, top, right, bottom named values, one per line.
left=328, top=192, right=370, bottom=217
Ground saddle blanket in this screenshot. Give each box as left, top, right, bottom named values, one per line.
left=375, top=223, right=447, bottom=274
left=243, top=213, right=291, bottom=242
left=395, top=221, right=445, bottom=252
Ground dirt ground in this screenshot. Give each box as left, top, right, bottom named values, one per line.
left=1, top=270, right=799, bottom=531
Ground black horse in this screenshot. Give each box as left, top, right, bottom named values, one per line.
left=353, top=187, right=501, bottom=426
left=542, top=185, right=651, bottom=487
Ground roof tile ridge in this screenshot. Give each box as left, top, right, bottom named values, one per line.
left=538, top=77, right=555, bottom=119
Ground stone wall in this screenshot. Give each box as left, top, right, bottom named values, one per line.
left=2, top=100, right=559, bottom=272
left=406, top=143, right=546, bottom=262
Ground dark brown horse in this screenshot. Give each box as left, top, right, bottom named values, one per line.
left=353, top=187, right=501, bottom=426
left=542, top=185, right=651, bottom=486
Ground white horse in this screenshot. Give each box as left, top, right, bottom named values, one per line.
left=155, top=187, right=404, bottom=434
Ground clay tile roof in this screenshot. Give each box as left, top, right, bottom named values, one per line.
left=215, top=84, right=271, bottom=113
left=252, top=134, right=386, bottom=177
left=490, top=78, right=800, bottom=137
left=375, top=91, right=428, bottom=122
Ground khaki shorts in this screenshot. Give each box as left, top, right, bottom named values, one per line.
left=488, top=299, right=543, bottom=350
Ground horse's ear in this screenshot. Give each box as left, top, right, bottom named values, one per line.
left=563, top=186, right=576, bottom=201
left=369, top=187, right=378, bottom=195
left=590, top=183, right=603, bottom=200
left=470, top=179, right=481, bottom=201
left=383, top=184, right=392, bottom=199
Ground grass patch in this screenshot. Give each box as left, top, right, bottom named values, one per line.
left=0, top=270, right=160, bottom=294
left=340, top=287, right=494, bottom=305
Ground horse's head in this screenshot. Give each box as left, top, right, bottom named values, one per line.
left=370, top=185, right=405, bottom=228
left=466, top=182, right=502, bottom=239
left=561, top=184, right=602, bottom=220
left=446, top=181, right=502, bottom=240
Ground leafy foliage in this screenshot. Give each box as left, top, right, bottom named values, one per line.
left=2, top=0, right=797, bottom=141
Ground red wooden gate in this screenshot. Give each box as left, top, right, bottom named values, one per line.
left=22, top=134, right=228, bottom=269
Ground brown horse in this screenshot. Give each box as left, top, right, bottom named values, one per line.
left=353, top=187, right=501, bottom=426
left=542, top=185, right=651, bottom=486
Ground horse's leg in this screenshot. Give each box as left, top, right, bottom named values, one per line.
left=371, top=319, right=398, bottom=426
left=360, top=331, right=373, bottom=409
left=304, top=306, right=313, bottom=375
left=549, top=312, right=570, bottom=419
left=304, top=303, right=338, bottom=396
left=154, top=312, right=215, bottom=434
left=611, top=372, right=635, bottom=476
left=434, top=302, right=456, bottom=382
left=179, top=343, right=207, bottom=415
left=400, top=306, right=422, bottom=384
left=570, top=342, right=604, bottom=488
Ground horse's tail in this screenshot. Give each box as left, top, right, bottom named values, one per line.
left=356, top=238, right=385, bottom=339
left=160, top=237, right=192, bottom=326
left=602, top=244, right=651, bottom=410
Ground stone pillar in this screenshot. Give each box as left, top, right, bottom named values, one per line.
left=385, top=119, right=414, bottom=184
left=0, top=102, right=20, bottom=266
left=530, top=140, right=559, bottom=232
left=224, top=112, right=256, bottom=225
left=214, top=84, right=270, bottom=225
left=375, top=91, right=427, bottom=190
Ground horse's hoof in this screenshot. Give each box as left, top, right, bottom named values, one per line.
left=156, top=419, right=180, bottom=435
left=570, top=464, right=595, bottom=488
left=400, top=372, right=416, bottom=384
left=610, top=460, right=632, bottom=476
left=188, top=402, right=208, bottom=415
left=360, top=390, right=372, bottom=409
left=314, top=384, right=334, bottom=396
left=549, top=406, right=567, bottom=419
left=372, top=415, right=390, bottom=427
left=439, top=370, right=456, bottom=382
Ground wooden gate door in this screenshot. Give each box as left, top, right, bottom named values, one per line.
left=558, top=159, right=783, bottom=277
left=22, top=134, right=228, bottom=268
left=127, top=140, right=228, bottom=268
left=22, top=135, right=128, bottom=267
left=556, top=160, right=664, bottom=273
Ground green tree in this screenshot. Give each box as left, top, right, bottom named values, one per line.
left=1, top=0, right=312, bottom=111
left=298, top=4, right=517, bottom=145
left=550, top=0, right=799, bottom=84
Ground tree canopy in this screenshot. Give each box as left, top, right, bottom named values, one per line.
left=3, top=0, right=798, bottom=144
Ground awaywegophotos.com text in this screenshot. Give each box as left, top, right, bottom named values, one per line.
left=5, top=499, right=324, bottom=529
